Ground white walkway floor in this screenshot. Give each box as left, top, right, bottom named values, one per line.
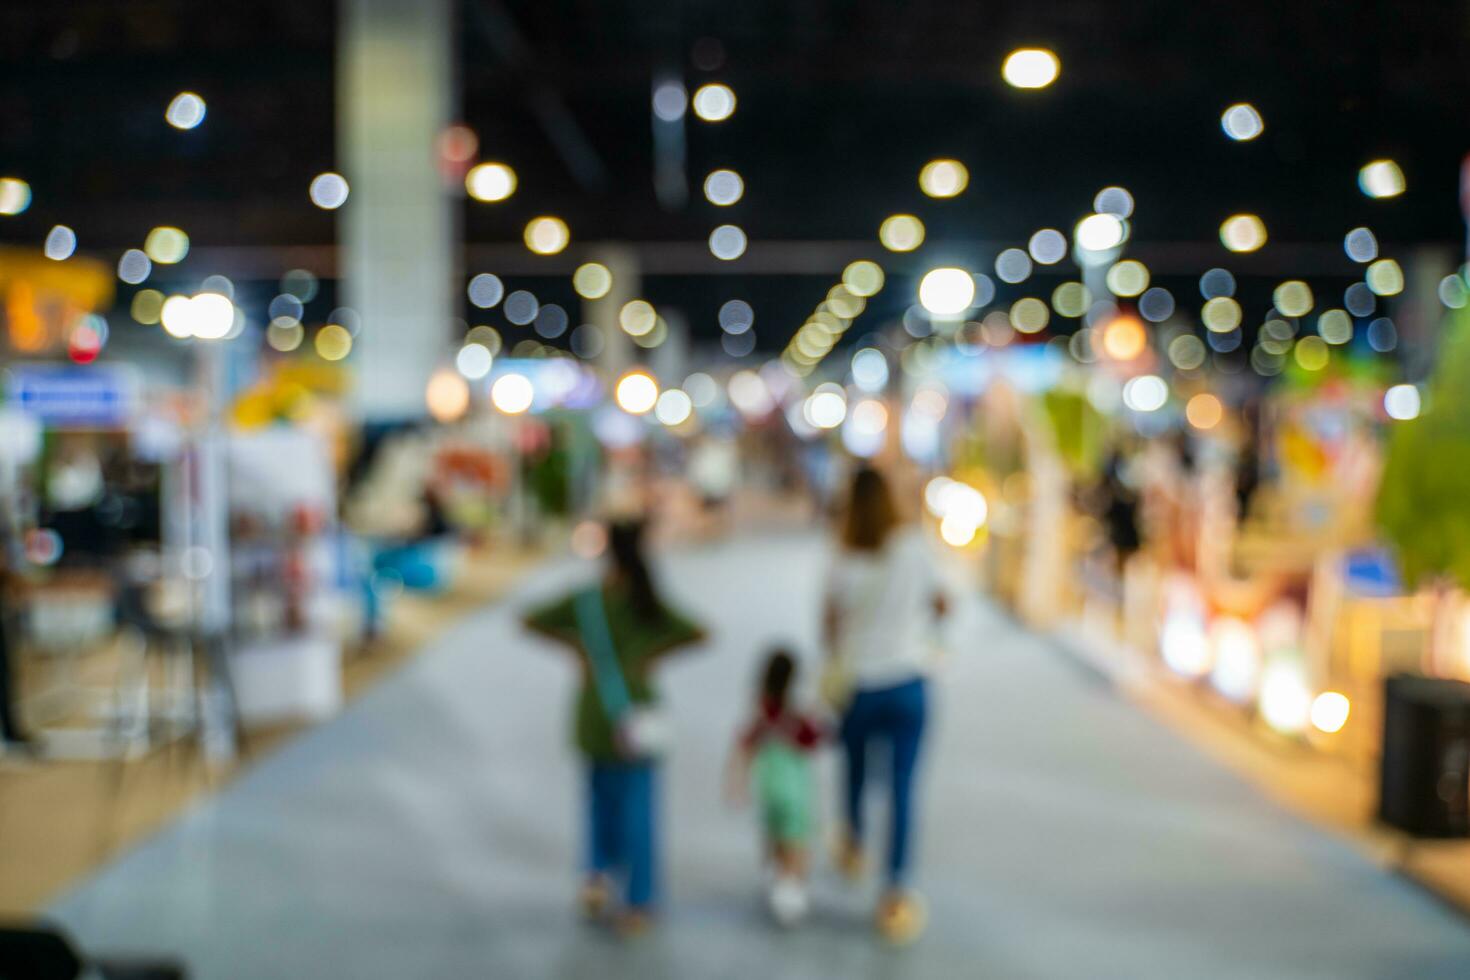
left=52, top=532, right=1470, bottom=978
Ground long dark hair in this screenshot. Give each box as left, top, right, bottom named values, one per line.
left=761, top=648, right=796, bottom=710
left=607, top=519, right=660, bottom=621
left=840, top=467, right=899, bottom=552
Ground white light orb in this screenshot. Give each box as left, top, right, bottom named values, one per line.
left=1259, top=660, right=1312, bottom=735
left=803, top=388, right=847, bottom=429
left=1075, top=212, right=1125, bottom=252
left=1220, top=102, right=1263, bottom=141
left=466, top=162, right=517, bottom=202
left=491, top=372, right=534, bottom=414
left=616, top=371, right=660, bottom=415
left=309, top=172, right=350, bottom=209
left=456, top=343, right=493, bottom=380
left=703, top=169, right=744, bottom=206
left=1002, top=48, right=1060, bottom=89
left=654, top=388, right=693, bottom=426
left=1359, top=159, right=1405, bottom=199
left=44, top=225, right=76, bottom=261
left=709, top=224, right=747, bottom=260
left=918, top=267, right=977, bottom=316
left=692, top=83, right=736, bottom=121
left=1310, top=692, right=1351, bottom=734
left=166, top=92, right=207, bottom=130
left=1383, top=383, right=1421, bottom=421
left=1122, top=374, right=1168, bottom=412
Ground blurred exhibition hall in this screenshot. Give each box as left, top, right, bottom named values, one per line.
left=4, top=1, right=1470, bottom=977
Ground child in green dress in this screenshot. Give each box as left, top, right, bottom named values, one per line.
left=726, top=648, right=825, bottom=926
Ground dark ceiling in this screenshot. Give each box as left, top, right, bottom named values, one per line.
left=3, top=0, right=1469, bottom=351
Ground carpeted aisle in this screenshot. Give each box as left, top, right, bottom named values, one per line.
left=50, top=532, right=1470, bottom=978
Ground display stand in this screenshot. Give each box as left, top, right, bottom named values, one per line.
left=226, top=428, right=343, bottom=726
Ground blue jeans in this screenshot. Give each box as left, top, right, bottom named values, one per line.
left=586, top=762, right=657, bottom=909
left=841, top=677, right=928, bottom=886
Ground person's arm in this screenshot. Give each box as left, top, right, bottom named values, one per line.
left=723, top=717, right=761, bottom=805
left=822, top=554, right=842, bottom=654
left=521, top=595, right=580, bottom=649
left=646, top=606, right=707, bottom=659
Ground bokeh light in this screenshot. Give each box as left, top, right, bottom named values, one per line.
left=654, top=388, right=693, bottom=426
left=1318, top=309, right=1353, bottom=345
left=1029, top=229, right=1067, bottom=265
left=1201, top=296, right=1242, bottom=333
left=1052, top=282, right=1091, bottom=318
left=995, top=248, right=1033, bottom=284
left=165, top=92, right=207, bottom=130
left=1075, top=213, right=1124, bottom=251
left=131, top=289, right=165, bottom=325
left=651, top=81, right=687, bottom=122
left=1358, top=159, right=1405, bottom=199
left=503, top=290, right=539, bottom=325
left=144, top=226, right=190, bottom=264
left=879, top=214, right=925, bottom=252
left=314, top=323, right=353, bottom=360
left=842, top=260, right=885, bottom=297
left=1122, top=374, right=1168, bottom=412
left=615, top=371, right=659, bottom=414
left=1094, top=186, right=1134, bottom=218
left=468, top=273, right=504, bottom=309
left=1220, top=103, right=1263, bottom=141
left=118, top=249, right=151, bottom=285
left=491, top=373, right=534, bottom=414
left=709, top=224, right=747, bottom=260
left=524, top=216, right=570, bottom=255
left=426, top=369, right=470, bottom=422
left=619, top=299, right=657, bottom=336
left=918, top=267, right=976, bottom=316
left=1139, top=287, right=1175, bottom=323
left=1366, top=258, right=1404, bottom=296
left=703, top=169, right=744, bottom=206
left=1310, top=692, right=1351, bottom=734
left=309, top=172, right=349, bottom=209
left=1273, top=280, right=1314, bottom=317
left=1344, top=227, right=1378, bottom=263
left=692, top=83, right=736, bottom=121
left=718, top=299, right=754, bottom=334
left=1186, top=392, right=1224, bottom=430
left=919, top=159, right=969, bottom=198
left=1100, top=314, right=1147, bottom=361
left=1168, top=334, right=1207, bottom=370
left=1010, top=297, right=1049, bottom=334
left=1106, top=260, right=1149, bottom=297
left=1220, top=213, right=1267, bottom=252
left=0, top=178, right=32, bottom=215
left=466, top=162, right=517, bottom=202
left=456, top=343, right=493, bottom=379
left=1002, top=48, right=1060, bottom=89
left=44, top=225, right=76, bottom=261
left=573, top=262, right=613, bottom=299
left=1384, top=383, right=1421, bottom=421
left=1294, top=335, right=1330, bottom=371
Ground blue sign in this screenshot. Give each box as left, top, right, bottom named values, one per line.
left=6, top=364, right=140, bottom=428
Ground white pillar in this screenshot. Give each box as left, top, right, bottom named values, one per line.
left=339, top=0, right=453, bottom=422
left=585, top=246, right=639, bottom=378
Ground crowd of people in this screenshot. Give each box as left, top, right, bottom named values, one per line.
left=523, top=466, right=948, bottom=945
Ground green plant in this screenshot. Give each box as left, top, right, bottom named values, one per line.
left=1376, top=309, right=1470, bottom=589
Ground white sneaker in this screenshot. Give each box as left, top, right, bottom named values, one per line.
left=768, top=875, right=810, bottom=927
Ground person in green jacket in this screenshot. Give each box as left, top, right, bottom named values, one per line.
left=523, top=519, right=703, bottom=935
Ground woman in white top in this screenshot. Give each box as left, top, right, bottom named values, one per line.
left=823, top=467, right=946, bottom=943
